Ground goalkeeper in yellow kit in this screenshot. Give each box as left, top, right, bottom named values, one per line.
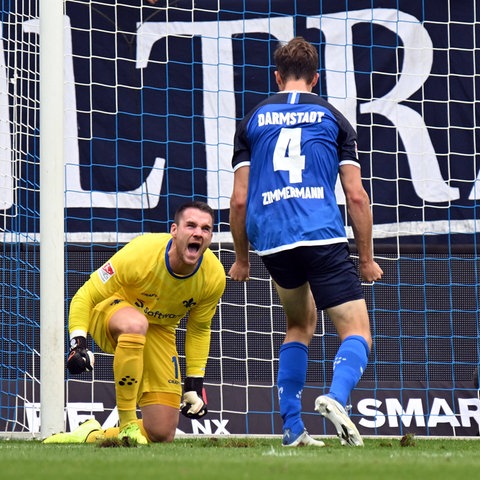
left=44, top=201, right=226, bottom=445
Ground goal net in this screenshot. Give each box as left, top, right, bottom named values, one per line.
left=1, top=0, right=479, bottom=438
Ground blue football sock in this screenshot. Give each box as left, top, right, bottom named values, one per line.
left=328, top=335, right=370, bottom=407
left=277, top=341, right=308, bottom=435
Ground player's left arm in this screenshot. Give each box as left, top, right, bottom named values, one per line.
left=184, top=283, right=224, bottom=377
left=182, top=267, right=226, bottom=418
left=335, top=111, right=383, bottom=283
left=340, top=164, right=383, bottom=282
left=180, top=313, right=212, bottom=419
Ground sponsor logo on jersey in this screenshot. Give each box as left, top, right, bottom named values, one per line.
left=134, top=298, right=182, bottom=320
left=98, top=262, right=115, bottom=283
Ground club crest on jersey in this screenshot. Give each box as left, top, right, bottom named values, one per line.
left=183, top=298, right=196, bottom=309
left=98, top=262, right=115, bottom=283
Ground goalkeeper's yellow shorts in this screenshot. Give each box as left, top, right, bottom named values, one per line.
left=88, top=296, right=182, bottom=408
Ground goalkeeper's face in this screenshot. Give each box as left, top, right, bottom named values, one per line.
left=169, top=208, right=214, bottom=273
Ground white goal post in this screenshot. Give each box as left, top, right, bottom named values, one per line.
left=39, top=0, right=65, bottom=439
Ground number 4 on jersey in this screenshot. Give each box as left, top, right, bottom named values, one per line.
left=273, top=127, right=305, bottom=183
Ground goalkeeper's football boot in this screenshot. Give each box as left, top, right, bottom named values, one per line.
left=43, top=418, right=102, bottom=444
left=282, top=428, right=325, bottom=447
left=118, top=423, right=149, bottom=445
left=314, top=395, right=364, bottom=446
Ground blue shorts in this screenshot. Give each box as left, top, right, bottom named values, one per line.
left=261, top=242, right=364, bottom=310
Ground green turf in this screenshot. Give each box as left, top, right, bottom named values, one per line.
left=2, top=436, right=480, bottom=480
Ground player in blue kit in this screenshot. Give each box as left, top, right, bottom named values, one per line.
left=229, top=37, right=383, bottom=446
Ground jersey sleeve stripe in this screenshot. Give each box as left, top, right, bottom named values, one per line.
left=339, top=159, right=361, bottom=168
left=233, top=160, right=250, bottom=171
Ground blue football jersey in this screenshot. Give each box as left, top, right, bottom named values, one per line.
left=232, top=91, right=360, bottom=255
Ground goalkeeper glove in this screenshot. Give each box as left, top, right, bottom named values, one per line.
left=67, top=336, right=94, bottom=374
left=181, top=377, right=208, bottom=419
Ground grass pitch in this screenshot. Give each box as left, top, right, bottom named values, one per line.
left=2, top=436, right=480, bottom=480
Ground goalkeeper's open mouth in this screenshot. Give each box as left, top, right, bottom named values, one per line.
left=185, top=241, right=203, bottom=262
left=187, top=241, right=201, bottom=254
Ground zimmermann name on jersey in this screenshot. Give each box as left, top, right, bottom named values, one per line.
left=263, top=186, right=325, bottom=205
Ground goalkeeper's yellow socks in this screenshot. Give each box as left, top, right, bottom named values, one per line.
left=328, top=335, right=369, bottom=407
left=277, top=341, right=308, bottom=436
left=113, top=333, right=146, bottom=428
left=118, top=409, right=138, bottom=428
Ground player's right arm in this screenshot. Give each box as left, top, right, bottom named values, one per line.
left=67, top=245, right=138, bottom=373
left=67, top=270, right=122, bottom=374
left=68, top=279, right=106, bottom=337
left=66, top=280, right=106, bottom=374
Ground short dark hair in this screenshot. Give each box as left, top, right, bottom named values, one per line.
left=174, top=201, right=215, bottom=225
left=274, top=37, right=319, bottom=84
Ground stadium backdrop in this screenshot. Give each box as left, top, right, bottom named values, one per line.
left=1, top=0, right=479, bottom=437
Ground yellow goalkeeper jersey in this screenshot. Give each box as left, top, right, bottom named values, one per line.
left=69, top=233, right=226, bottom=377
